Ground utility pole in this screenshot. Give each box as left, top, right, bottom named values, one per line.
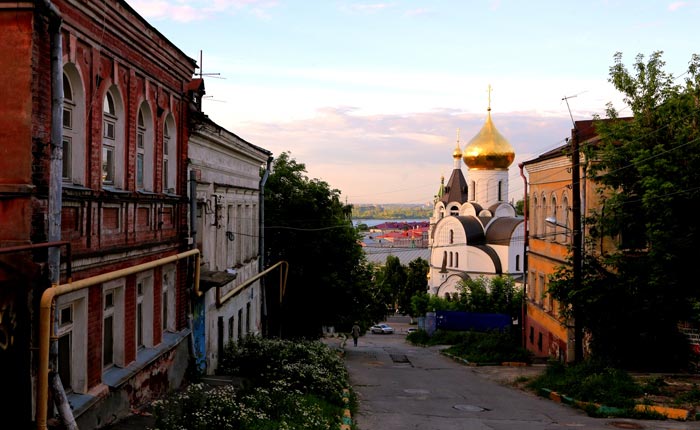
left=564, top=95, right=583, bottom=363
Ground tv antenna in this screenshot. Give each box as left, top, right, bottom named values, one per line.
left=197, top=50, right=224, bottom=80
left=196, top=50, right=226, bottom=103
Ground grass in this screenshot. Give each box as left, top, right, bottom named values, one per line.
left=525, top=359, right=700, bottom=420
left=407, top=329, right=533, bottom=364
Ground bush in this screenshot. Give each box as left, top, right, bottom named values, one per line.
left=527, top=360, right=643, bottom=409
left=152, top=336, right=348, bottom=430
left=442, top=331, right=532, bottom=364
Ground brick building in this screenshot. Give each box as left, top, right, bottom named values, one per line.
left=0, top=1, right=199, bottom=428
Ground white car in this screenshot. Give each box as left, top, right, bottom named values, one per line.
left=370, top=324, right=394, bottom=334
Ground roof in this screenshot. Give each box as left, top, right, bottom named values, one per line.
left=363, top=247, right=431, bottom=266
left=440, top=168, right=469, bottom=205
left=485, top=216, right=524, bottom=245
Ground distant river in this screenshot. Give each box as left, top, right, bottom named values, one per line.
left=352, top=218, right=428, bottom=227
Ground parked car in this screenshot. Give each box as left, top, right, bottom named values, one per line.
left=370, top=324, right=394, bottom=334
left=406, top=327, right=417, bottom=335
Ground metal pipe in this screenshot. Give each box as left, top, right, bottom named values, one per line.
left=518, top=162, right=528, bottom=350
left=36, top=249, right=200, bottom=430
left=217, top=260, right=288, bottom=307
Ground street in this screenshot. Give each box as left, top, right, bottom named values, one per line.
left=344, top=316, right=700, bottom=430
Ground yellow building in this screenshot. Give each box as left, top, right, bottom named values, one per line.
left=522, top=119, right=610, bottom=362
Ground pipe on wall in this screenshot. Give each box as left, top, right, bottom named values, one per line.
left=36, top=249, right=201, bottom=430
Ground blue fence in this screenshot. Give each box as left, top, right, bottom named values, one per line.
left=434, top=310, right=511, bottom=332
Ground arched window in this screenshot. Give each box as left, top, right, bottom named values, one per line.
left=163, top=114, right=177, bottom=193
left=562, top=194, right=571, bottom=242
left=449, top=252, right=453, bottom=267
left=550, top=194, right=558, bottom=242
left=102, top=86, right=125, bottom=188
left=470, top=180, right=476, bottom=201
left=531, top=195, right=538, bottom=238
left=449, top=229, right=454, bottom=244
left=62, top=64, right=86, bottom=185
left=498, top=180, right=503, bottom=201
left=136, top=103, right=154, bottom=191
left=454, top=252, right=459, bottom=268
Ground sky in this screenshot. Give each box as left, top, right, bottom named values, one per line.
left=126, top=0, right=699, bottom=205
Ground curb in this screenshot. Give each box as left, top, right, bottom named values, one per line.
left=440, top=351, right=528, bottom=368
left=340, top=388, right=352, bottom=430
left=443, top=351, right=693, bottom=422
left=539, top=388, right=692, bottom=421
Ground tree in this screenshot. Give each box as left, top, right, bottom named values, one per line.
left=376, top=255, right=407, bottom=313
left=263, top=152, right=384, bottom=338
left=549, top=51, right=700, bottom=369
left=401, top=258, right=429, bottom=316
left=456, top=276, right=522, bottom=317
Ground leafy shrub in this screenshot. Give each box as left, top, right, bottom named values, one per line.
left=442, top=331, right=532, bottom=364
left=528, top=360, right=643, bottom=408
left=152, top=337, right=348, bottom=430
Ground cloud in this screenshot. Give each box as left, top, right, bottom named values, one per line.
left=668, top=2, right=688, bottom=11
left=213, top=106, right=573, bottom=204
left=347, top=3, right=396, bottom=13
left=126, top=0, right=276, bottom=22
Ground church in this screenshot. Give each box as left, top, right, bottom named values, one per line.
left=427, top=101, right=525, bottom=297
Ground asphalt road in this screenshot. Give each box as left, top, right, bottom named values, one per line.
left=344, top=315, right=700, bottom=430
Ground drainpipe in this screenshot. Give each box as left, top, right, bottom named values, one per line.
left=37, top=249, right=201, bottom=430
left=258, top=156, right=272, bottom=335
left=518, top=163, right=528, bottom=350
left=36, top=1, right=76, bottom=428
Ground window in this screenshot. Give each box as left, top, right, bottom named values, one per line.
left=449, top=229, right=454, bottom=244
left=135, top=274, right=154, bottom=351
left=136, top=103, right=155, bottom=191
left=246, top=302, right=251, bottom=334
left=57, top=304, right=73, bottom=392
left=102, top=92, right=116, bottom=185
left=163, top=115, right=177, bottom=193
left=162, top=265, right=176, bottom=332
left=56, top=290, right=88, bottom=394
left=454, top=252, right=459, bottom=268
left=237, top=308, right=243, bottom=340
left=136, top=110, right=145, bottom=189
left=136, top=282, right=144, bottom=348
left=62, top=66, right=86, bottom=185
left=103, top=291, right=114, bottom=367
left=62, top=137, right=72, bottom=180
left=498, top=180, right=503, bottom=201
left=102, top=280, right=124, bottom=369
left=217, top=316, right=224, bottom=361
left=228, top=316, right=234, bottom=341
left=102, top=87, right=125, bottom=188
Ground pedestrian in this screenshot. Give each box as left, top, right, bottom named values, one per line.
left=351, top=322, right=361, bottom=347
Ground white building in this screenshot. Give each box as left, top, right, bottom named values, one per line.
left=187, top=80, right=272, bottom=374
left=428, top=105, right=525, bottom=297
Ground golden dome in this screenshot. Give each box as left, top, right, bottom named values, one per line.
left=462, top=110, right=515, bottom=170
left=453, top=130, right=463, bottom=158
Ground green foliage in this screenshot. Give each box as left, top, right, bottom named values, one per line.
left=401, top=258, right=429, bottom=315
left=263, top=152, right=383, bottom=337
left=218, top=336, right=348, bottom=404
left=527, top=360, right=643, bottom=409
left=407, top=329, right=532, bottom=364
left=443, top=331, right=533, bottom=364
left=152, top=337, right=347, bottom=430
left=549, top=51, right=700, bottom=369
left=454, top=276, right=523, bottom=318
